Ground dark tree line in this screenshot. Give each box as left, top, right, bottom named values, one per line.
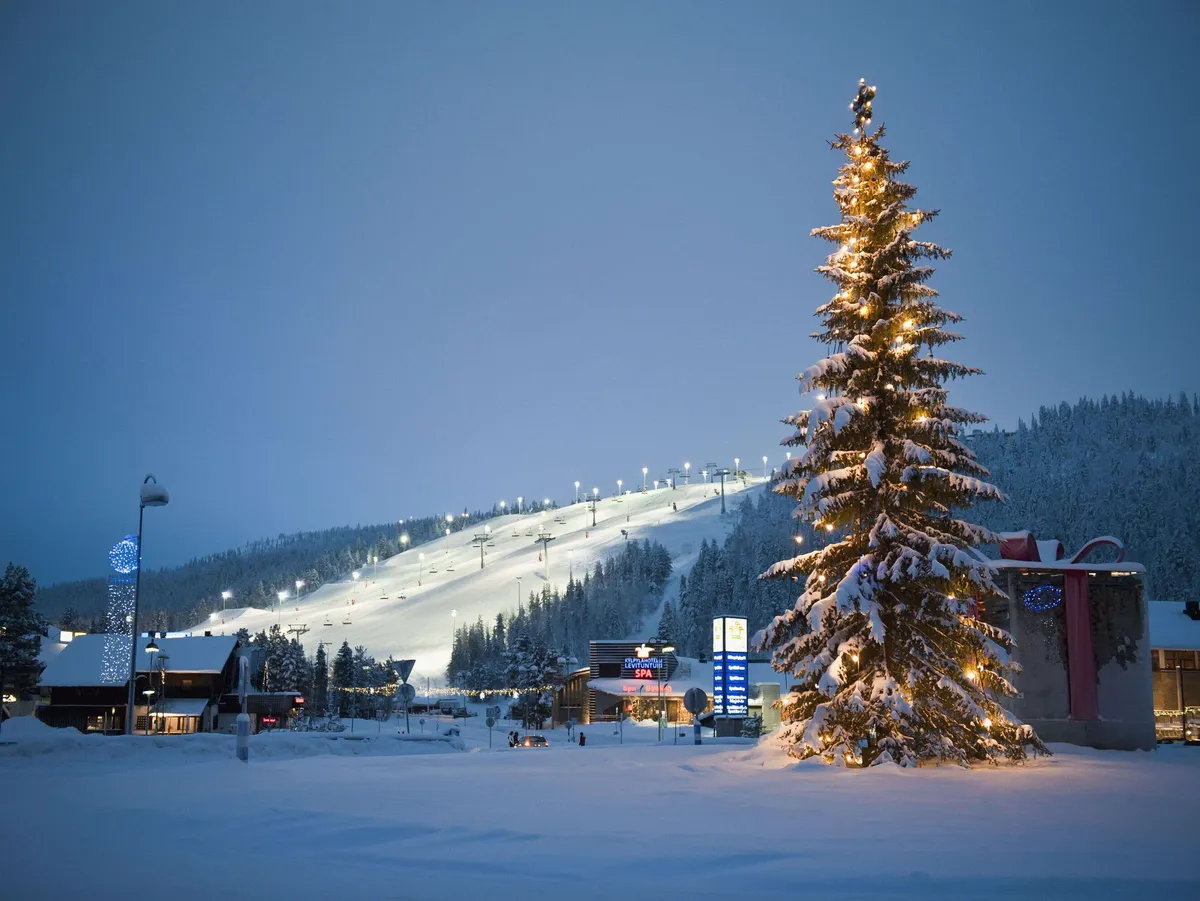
left=446, top=538, right=673, bottom=692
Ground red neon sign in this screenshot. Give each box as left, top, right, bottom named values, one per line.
left=623, top=684, right=671, bottom=693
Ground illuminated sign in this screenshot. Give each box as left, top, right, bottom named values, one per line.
left=294, top=697, right=305, bottom=705
left=713, top=615, right=749, bottom=717
left=623, top=657, right=663, bottom=679
left=622, top=684, right=672, bottom=693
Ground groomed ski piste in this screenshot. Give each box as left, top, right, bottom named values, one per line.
left=197, top=477, right=762, bottom=685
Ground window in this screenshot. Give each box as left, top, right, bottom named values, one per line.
left=1163, top=649, right=1198, bottom=670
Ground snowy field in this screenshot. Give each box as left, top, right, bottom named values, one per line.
left=3, top=715, right=1199, bottom=901
left=200, top=478, right=758, bottom=684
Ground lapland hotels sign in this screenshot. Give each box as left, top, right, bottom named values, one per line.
left=712, top=616, right=748, bottom=717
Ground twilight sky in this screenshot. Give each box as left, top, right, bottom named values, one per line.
left=2, top=1, right=1197, bottom=585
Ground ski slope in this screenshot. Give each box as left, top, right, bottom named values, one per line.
left=197, top=479, right=761, bottom=687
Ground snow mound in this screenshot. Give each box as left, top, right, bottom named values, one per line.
left=0, top=716, right=78, bottom=740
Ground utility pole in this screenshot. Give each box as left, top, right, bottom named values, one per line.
left=666, top=467, right=682, bottom=490
left=534, top=530, right=556, bottom=582
left=712, top=467, right=731, bottom=515
left=472, top=531, right=491, bottom=569
left=588, top=493, right=600, bottom=527
left=286, top=623, right=309, bottom=641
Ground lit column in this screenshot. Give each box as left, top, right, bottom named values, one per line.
left=276, top=590, right=288, bottom=624
left=763, top=456, right=768, bottom=479
left=418, top=553, right=425, bottom=586
left=617, top=479, right=622, bottom=497
left=221, top=590, right=232, bottom=614
left=518, top=496, right=523, bottom=514
left=574, top=481, right=580, bottom=503
left=295, top=579, right=305, bottom=603
left=641, top=467, right=648, bottom=492
left=684, top=462, right=690, bottom=485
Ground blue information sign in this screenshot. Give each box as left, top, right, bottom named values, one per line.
left=712, top=616, right=749, bottom=717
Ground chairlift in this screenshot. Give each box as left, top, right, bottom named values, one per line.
left=446, top=560, right=456, bottom=572
left=397, top=593, right=407, bottom=601
left=342, top=615, right=353, bottom=625
left=524, top=528, right=534, bottom=536
left=487, top=540, right=495, bottom=547
left=428, top=565, right=438, bottom=573
left=511, top=530, right=520, bottom=538
left=379, top=593, right=389, bottom=600
left=323, top=615, right=332, bottom=627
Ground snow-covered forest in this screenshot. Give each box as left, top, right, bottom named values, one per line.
left=446, top=538, right=674, bottom=690
left=670, top=393, right=1199, bottom=656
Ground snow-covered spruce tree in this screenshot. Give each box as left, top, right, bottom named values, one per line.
left=759, top=81, right=1046, bottom=767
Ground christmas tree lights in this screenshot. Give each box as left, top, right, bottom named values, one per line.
left=759, top=81, right=1047, bottom=767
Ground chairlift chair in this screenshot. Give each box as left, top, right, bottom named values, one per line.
left=342, top=615, right=353, bottom=625
left=323, top=615, right=332, bottom=627
left=446, top=561, right=456, bottom=572
left=511, top=530, right=520, bottom=538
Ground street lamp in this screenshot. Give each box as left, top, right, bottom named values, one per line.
left=574, top=481, right=580, bottom=503
left=786, top=451, right=792, bottom=461
left=125, top=474, right=168, bottom=736
left=642, top=467, right=648, bottom=492
left=658, top=643, right=675, bottom=740
left=734, top=457, right=740, bottom=476
left=617, top=479, right=622, bottom=497
left=500, top=500, right=506, bottom=514
left=295, top=579, right=305, bottom=602
left=684, top=462, right=690, bottom=484
left=276, top=590, right=288, bottom=624
left=517, top=576, right=522, bottom=607
left=763, top=455, right=769, bottom=479
left=418, top=552, right=425, bottom=586
left=144, top=637, right=160, bottom=735
left=451, top=609, right=457, bottom=648
left=221, top=589, right=232, bottom=614
left=400, top=533, right=409, bottom=551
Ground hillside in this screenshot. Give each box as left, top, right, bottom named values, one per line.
left=199, top=479, right=757, bottom=687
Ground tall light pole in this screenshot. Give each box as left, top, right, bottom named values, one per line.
left=499, top=500, right=506, bottom=515
left=400, top=532, right=409, bottom=553
left=763, top=456, right=769, bottom=479
left=518, top=496, right=523, bottom=515
left=145, top=638, right=159, bottom=735
left=574, top=481, right=580, bottom=503
left=517, top=576, right=522, bottom=607
left=276, top=590, right=287, bottom=624
left=451, top=609, right=457, bottom=651
left=221, top=589, right=232, bottom=615
left=125, top=474, right=169, bottom=736
left=734, top=457, right=740, bottom=477
left=418, top=553, right=425, bottom=586
left=684, top=462, right=690, bottom=485
left=642, top=467, right=648, bottom=492
left=589, top=488, right=600, bottom=527
left=658, top=642, right=676, bottom=740
left=295, top=579, right=305, bottom=603
left=616, top=479, right=623, bottom=497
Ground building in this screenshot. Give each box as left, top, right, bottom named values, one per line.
left=980, top=532, right=1153, bottom=751
left=1148, top=600, right=1200, bottom=741
left=567, top=639, right=782, bottom=728
left=38, top=634, right=239, bottom=734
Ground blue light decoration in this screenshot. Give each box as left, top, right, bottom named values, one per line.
left=109, top=535, right=140, bottom=574
left=101, top=536, right=140, bottom=684
left=1023, top=584, right=1063, bottom=613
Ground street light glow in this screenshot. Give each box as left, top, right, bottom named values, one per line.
left=221, top=590, right=232, bottom=601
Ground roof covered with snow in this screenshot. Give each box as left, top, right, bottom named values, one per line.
left=1148, top=601, right=1200, bottom=651
left=149, top=697, right=210, bottom=717
left=40, top=634, right=238, bottom=687
left=589, top=657, right=785, bottom=698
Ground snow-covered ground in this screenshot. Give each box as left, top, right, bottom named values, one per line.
left=197, top=479, right=759, bottom=685
left=4, top=714, right=1199, bottom=900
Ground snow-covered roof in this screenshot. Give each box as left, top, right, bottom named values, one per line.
left=1148, top=601, right=1200, bottom=651
left=987, top=559, right=1145, bottom=574
left=149, top=697, right=210, bottom=717
left=40, top=634, right=238, bottom=688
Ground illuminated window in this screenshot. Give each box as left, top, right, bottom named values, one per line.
left=1163, top=650, right=1198, bottom=670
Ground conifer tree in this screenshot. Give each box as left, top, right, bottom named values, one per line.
left=312, top=643, right=329, bottom=713
left=0, top=563, right=43, bottom=704
left=760, top=81, right=1046, bottom=767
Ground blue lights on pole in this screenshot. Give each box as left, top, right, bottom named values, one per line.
left=109, top=536, right=139, bottom=575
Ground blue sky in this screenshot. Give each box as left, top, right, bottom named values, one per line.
left=2, top=1, right=1197, bottom=584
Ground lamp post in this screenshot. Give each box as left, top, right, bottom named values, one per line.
left=451, top=609, right=457, bottom=651
left=658, top=643, right=675, bottom=740
left=574, top=481, right=580, bottom=503
left=221, top=589, right=232, bottom=615
left=763, top=456, right=769, bottom=479
left=734, top=457, right=740, bottom=478
left=616, top=479, right=622, bottom=497
left=518, top=496, right=523, bottom=515
left=517, top=576, right=522, bottom=607
left=400, top=533, right=409, bottom=553
left=125, top=474, right=168, bottom=736
left=642, top=467, right=648, bottom=492
left=144, top=637, right=160, bottom=735
left=418, top=553, right=424, bottom=586
left=556, top=654, right=579, bottom=729
left=295, top=580, right=305, bottom=603
left=684, top=462, right=690, bottom=485
left=276, top=590, right=287, bottom=625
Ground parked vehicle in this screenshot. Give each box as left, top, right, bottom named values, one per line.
left=520, top=734, right=548, bottom=748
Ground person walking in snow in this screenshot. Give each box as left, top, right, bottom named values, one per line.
left=578, top=732, right=586, bottom=747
